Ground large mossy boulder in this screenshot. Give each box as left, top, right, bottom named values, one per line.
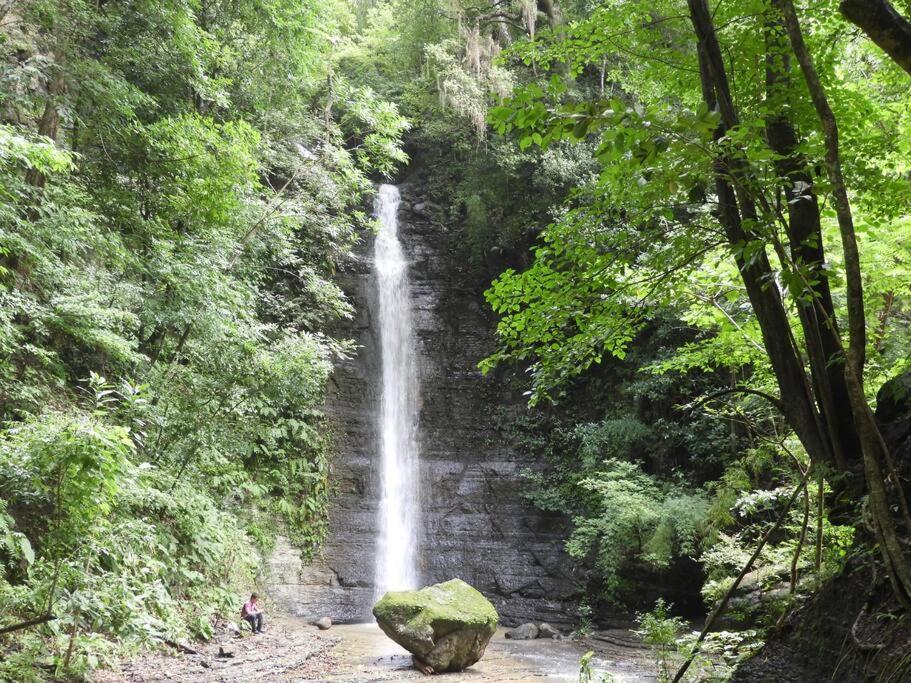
left=372, top=579, right=499, bottom=672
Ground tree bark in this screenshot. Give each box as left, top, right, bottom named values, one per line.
left=688, top=0, right=836, bottom=474
left=778, top=0, right=911, bottom=604
left=0, top=613, right=56, bottom=636
left=840, top=0, right=911, bottom=76
left=538, top=0, right=563, bottom=29
left=763, top=18, right=858, bottom=473
left=25, top=61, right=66, bottom=189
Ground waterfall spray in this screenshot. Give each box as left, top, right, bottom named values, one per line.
left=374, top=184, right=421, bottom=599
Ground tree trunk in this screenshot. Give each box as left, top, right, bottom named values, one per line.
left=763, top=18, right=859, bottom=474
left=25, top=62, right=66, bottom=189
left=778, top=0, right=911, bottom=604
left=840, top=0, right=911, bottom=76
left=0, top=613, right=56, bottom=636
left=688, top=0, right=835, bottom=475
left=538, top=0, right=563, bottom=29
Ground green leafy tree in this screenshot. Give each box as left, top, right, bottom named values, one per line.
left=0, top=0, right=409, bottom=676
left=483, top=0, right=911, bottom=602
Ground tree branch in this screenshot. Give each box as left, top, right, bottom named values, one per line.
left=0, top=613, right=56, bottom=636
left=695, top=386, right=786, bottom=415
left=840, top=0, right=911, bottom=76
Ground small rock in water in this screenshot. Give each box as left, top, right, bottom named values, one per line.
left=537, top=622, right=560, bottom=639
left=315, top=617, right=332, bottom=630
left=505, top=623, right=539, bottom=640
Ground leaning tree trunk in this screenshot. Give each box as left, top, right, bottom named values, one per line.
left=538, top=0, right=563, bottom=29
left=25, top=60, right=65, bottom=189
left=764, top=19, right=859, bottom=476
left=777, top=0, right=911, bottom=606
left=840, top=0, right=911, bottom=76
left=687, top=0, right=836, bottom=476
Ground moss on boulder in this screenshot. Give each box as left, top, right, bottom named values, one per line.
left=372, top=579, right=499, bottom=672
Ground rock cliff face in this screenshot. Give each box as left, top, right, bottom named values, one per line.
left=264, top=171, right=579, bottom=625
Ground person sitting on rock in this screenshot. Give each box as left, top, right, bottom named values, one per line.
left=241, top=593, right=265, bottom=634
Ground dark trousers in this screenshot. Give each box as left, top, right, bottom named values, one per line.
left=243, top=613, right=264, bottom=633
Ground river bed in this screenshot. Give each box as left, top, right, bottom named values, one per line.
left=96, top=618, right=659, bottom=682
left=321, top=623, right=656, bottom=682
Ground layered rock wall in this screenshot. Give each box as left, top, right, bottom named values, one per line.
left=264, top=172, right=579, bottom=625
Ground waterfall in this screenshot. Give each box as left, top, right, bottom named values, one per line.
left=373, top=184, right=421, bottom=599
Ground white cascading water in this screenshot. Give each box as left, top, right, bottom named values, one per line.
left=374, top=184, right=420, bottom=599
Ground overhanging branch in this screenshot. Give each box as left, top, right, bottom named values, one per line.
left=695, top=386, right=786, bottom=415
left=841, top=0, right=911, bottom=76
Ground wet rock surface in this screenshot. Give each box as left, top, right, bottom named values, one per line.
left=538, top=622, right=561, bottom=639
left=505, top=623, right=539, bottom=640
left=265, top=170, right=579, bottom=625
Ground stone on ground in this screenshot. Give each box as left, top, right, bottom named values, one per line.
left=505, top=623, right=539, bottom=640
left=538, top=622, right=560, bottom=639
left=372, top=578, right=499, bottom=672
left=315, top=616, right=332, bottom=630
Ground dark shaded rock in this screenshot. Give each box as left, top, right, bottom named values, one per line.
left=876, top=372, right=911, bottom=424
left=505, top=623, right=539, bottom=640
left=718, top=569, right=791, bottom=627
left=724, top=584, right=790, bottom=625
left=613, top=554, right=706, bottom=618
left=877, top=372, right=911, bottom=474
left=373, top=579, right=498, bottom=672
left=413, top=200, right=442, bottom=217
left=314, top=617, right=332, bottom=630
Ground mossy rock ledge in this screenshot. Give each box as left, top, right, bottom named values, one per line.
left=372, top=579, right=499, bottom=672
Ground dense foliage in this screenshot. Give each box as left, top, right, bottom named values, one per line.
left=0, top=0, right=406, bottom=677
left=474, top=0, right=911, bottom=668
left=351, top=0, right=911, bottom=669
left=3, top=0, right=911, bottom=678
left=328, top=0, right=911, bottom=660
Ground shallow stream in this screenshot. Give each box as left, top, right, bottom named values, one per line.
left=321, top=623, right=657, bottom=682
